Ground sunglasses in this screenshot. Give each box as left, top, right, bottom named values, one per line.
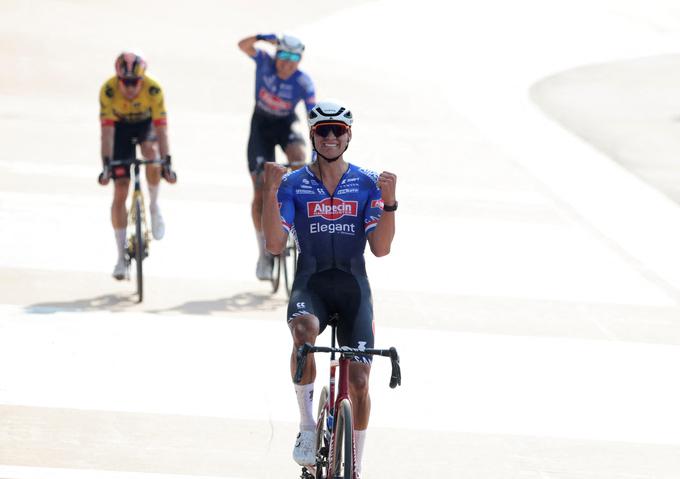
left=119, top=77, right=141, bottom=87
left=276, top=51, right=302, bottom=62
left=312, top=123, right=349, bottom=138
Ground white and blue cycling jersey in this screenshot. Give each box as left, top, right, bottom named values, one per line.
left=251, top=49, right=316, bottom=117
left=278, top=164, right=384, bottom=276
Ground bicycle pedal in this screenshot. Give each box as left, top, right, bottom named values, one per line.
left=299, top=466, right=315, bottom=479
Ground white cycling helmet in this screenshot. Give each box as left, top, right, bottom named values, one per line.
left=277, top=35, right=305, bottom=54
left=308, top=100, right=354, bottom=128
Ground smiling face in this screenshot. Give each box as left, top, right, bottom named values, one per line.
left=311, top=122, right=352, bottom=160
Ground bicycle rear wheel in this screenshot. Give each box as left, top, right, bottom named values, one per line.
left=331, top=398, right=354, bottom=479
left=134, top=197, right=144, bottom=303
left=271, top=254, right=281, bottom=293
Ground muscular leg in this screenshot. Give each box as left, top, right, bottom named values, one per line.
left=284, top=142, right=306, bottom=170
left=112, top=179, right=130, bottom=229
left=141, top=141, right=161, bottom=209
left=349, top=361, right=371, bottom=475
left=112, top=179, right=130, bottom=266
left=349, top=362, right=371, bottom=429
left=289, top=314, right=320, bottom=383
left=250, top=172, right=263, bottom=231
left=290, top=313, right=321, bottom=464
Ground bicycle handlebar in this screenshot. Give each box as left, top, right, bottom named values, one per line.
left=109, top=158, right=168, bottom=166
left=294, top=343, right=402, bottom=389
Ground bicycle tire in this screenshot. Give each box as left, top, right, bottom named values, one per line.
left=283, top=236, right=297, bottom=297
left=331, top=398, right=355, bottom=479
left=271, top=254, right=281, bottom=293
left=135, top=197, right=144, bottom=303
left=315, top=386, right=330, bottom=479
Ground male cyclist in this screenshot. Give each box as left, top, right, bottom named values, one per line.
left=262, top=100, right=397, bottom=477
left=238, top=33, right=316, bottom=281
left=98, top=51, right=176, bottom=280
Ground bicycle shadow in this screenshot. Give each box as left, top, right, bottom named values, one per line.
left=25, top=293, right=140, bottom=314
left=150, top=291, right=287, bottom=316
left=25, top=291, right=287, bottom=316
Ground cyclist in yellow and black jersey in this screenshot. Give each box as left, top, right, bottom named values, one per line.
left=97, top=51, right=176, bottom=280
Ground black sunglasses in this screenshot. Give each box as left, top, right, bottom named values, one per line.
left=313, top=123, right=349, bottom=138
left=120, top=77, right=141, bottom=87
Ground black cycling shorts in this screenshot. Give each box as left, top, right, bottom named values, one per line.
left=247, top=109, right=305, bottom=174
left=287, top=268, right=375, bottom=364
left=112, top=119, right=156, bottom=179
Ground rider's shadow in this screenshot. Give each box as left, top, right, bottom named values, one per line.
left=26, top=294, right=139, bottom=314
left=151, top=291, right=286, bottom=316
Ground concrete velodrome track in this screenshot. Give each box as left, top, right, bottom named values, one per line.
left=1, top=0, right=680, bottom=477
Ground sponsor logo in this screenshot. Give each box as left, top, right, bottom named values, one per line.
left=299, top=184, right=312, bottom=189
left=371, top=199, right=384, bottom=209
left=345, top=177, right=360, bottom=183
left=302, top=179, right=309, bottom=185
left=336, top=188, right=359, bottom=195
left=258, top=87, right=292, bottom=111
left=149, top=86, right=161, bottom=96
left=307, top=198, right=358, bottom=220
left=295, top=189, right=315, bottom=195
left=105, top=85, right=114, bottom=98
left=310, top=222, right=356, bottom=234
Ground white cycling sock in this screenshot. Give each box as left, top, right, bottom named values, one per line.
left=354, top=429, right=366, bottom=475
left=148, top=184, right=159, bottom=213
left=294, top=382, right=315, bottom=431
left=114, top=228, right=126, bottom=261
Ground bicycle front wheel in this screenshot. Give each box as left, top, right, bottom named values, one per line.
left=315, top=386, right=330, bottom=479
left=331, top=398, right=354, bottom=479
left=134, top=197, right=144, bottom=303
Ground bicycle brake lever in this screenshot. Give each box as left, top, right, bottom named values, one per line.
left=389, top=347, right=401, bottom=389
left=294, top=343, right=313, bottom=384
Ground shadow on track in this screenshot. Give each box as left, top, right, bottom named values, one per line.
left=149, top=291, right=286, bottom=316
left=25, top=293, right=140, bottom=313
left=24, top=291, right=286, bottom=316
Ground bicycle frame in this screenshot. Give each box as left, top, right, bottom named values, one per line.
left=109, top=157, right=165, bottom=302
left=296, top=326, right=401, bottom=479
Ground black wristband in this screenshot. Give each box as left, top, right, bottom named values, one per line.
left=383, top=201, right=398, bottom=212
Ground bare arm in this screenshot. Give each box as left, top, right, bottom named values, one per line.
left=368, top=171, right=397, bottom=257
left=238, top=34, right=278, bottom=57
left=155, top=124, right=170, bottom=158
left=262, top=162, right=289, bottom=254
left=101, top=124, right=114, bottom=163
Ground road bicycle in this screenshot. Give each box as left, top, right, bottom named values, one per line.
left=108, top=157, right=170, bottom=303
left=294, top=322, right=401, bottom=479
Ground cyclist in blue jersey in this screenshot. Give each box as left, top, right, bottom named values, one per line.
left=262, top=100, right=397, bottom=477
left=238, top=33, right=317, bottom=281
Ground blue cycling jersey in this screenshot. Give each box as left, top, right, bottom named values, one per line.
left=252, top=50, right=316, bottom=117
left=278, top=164, right=384, bottom=276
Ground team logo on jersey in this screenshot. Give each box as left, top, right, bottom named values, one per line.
left=307, top=198, right=358, bottom=220
left=371, top=199, right=384, bottom=210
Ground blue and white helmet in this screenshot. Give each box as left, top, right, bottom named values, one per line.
left=308, top=100, right=354, bottom=128
left=277, top=34, right=305, bottom=54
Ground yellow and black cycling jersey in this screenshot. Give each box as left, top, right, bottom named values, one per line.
left=99, top=75, right=167, bottom=126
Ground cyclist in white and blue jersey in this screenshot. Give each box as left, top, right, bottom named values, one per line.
left=262, top=100, right=398, bottom=476
left=238, top=33, right=316, bottom=280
